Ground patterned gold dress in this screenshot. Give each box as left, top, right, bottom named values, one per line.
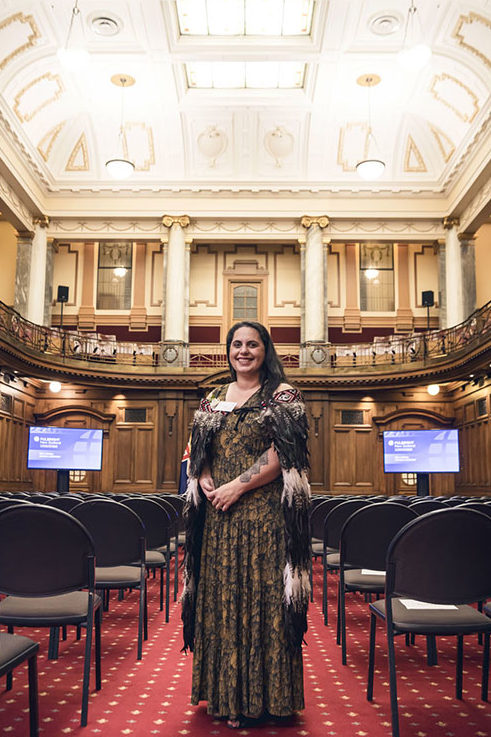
left=190, top=385, right=305, bottom=719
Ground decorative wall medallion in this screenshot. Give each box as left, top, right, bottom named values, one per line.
left=13, top=73, right=64, bottom=122
left=197, top=126, right=228, bottom=166
left=264, top=126, right=294, bottom=167
left=0, top=13, right=40, bottom=72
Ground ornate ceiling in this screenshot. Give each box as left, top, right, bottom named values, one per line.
left=0, top=0, right=490, bottom=223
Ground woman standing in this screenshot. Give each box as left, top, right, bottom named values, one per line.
left=182, top=321, right=310, bottom=729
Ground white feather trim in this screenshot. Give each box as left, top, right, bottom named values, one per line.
left=281, top=468, right=310, bottom=506
left=283, top=562, right=311, bottom=606
left=185, top=477, right=200, bottom=507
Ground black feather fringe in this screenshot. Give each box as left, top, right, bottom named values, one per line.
left=181, top=490, right=206, bottom=652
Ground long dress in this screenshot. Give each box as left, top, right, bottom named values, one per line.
left=190, top=384, right=305, bottom=719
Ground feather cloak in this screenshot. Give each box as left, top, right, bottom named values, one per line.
left=181, top=389, right=311, bottom=653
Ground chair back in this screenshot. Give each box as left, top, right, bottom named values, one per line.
left=0, top=498, right=32, bottom=511
left=71, top=499, right=145, bottom=567
left=310, top=497, right=345, bottom=539
left=340, top=502, right=417, bottom=570
left=160, top=494, right=185, bottom=530
left=0, top=504, right=95, bottom=596
left=456, top=501, right=491, bottom=518
left=44, top=495, right=84, bottom=512
left=409, top=499, right=449, bottom=515
left=386, top=508, right=491, bottom=605
left=323, top=499, right=369, bottom=549
left=123, top=497, right=171, bottom=548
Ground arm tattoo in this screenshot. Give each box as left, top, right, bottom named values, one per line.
left=239, top=450, right=269, bottom=483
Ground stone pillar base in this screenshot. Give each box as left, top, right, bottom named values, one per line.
left=129, top=306, right=147, bottom=331
left=78, top=306, right=96, bottom=331
left=160, top=341, right=189, bottom=368
left=300, top=342, right=330, bottom=369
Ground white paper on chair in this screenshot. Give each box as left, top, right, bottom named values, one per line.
left=361, top=569, right=385, bottom=575
left=399, top=598, right=458, bottom=610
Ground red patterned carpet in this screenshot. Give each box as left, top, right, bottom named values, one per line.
left=0, top=560, right=489, bottom=736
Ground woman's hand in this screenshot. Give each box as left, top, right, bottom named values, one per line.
left=209, top=481, right=242, bottom=512
left=199, top=470, right=215, bottom=500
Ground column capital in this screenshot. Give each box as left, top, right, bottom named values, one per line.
left=301, top=215, right=329, bottom=230
left=33, top=215, right=49, bottom=228
left=162, top=215, right=190, bottom=228
left=442, top=216, right=459, bottom=230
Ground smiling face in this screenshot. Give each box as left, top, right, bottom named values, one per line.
left=228, top=326, right=266, bottom=382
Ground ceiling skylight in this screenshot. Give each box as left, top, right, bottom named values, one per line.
left=176, top=0, right=314, bottom=36
left=186, top=61, right=305, bottom=89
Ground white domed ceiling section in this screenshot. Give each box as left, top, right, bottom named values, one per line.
left=0, top=0, right=488, bottom=197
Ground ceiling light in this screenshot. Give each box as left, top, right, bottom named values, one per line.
left=57, top=0, right=90, bottom=70
left=105, top=75, right=135, bottom=179
left=427, top=384, right=440, bottom=396
left=355, top=75, right=386, bottom=181
left=49, top=381, right=62, bottom=393
left=398, top=1, right=432, bottom=70
left=113, top=266, right=127, bottom=277
left=365, top=268, right=379, bottom=280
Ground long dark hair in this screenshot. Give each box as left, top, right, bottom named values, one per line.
left=225, top=321, right=286, bottom=398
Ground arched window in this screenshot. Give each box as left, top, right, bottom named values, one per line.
left=233, top=284, right=258, bottom=320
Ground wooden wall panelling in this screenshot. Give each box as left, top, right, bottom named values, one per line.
left=157, top=393, right=183, bottom=492
left=134, top=427, right=155, bottom=486
left=305, top=395, right=328, bottom=493
left=113, top=426, right=133, bottom=485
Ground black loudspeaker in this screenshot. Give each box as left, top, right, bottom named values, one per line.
left=57, top=285, right=69, bottom=303
left=422, top=290, right=434, bottom=307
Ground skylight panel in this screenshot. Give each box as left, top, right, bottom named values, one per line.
left=186, top=61, right=305, bottom=89
left=176, top=0, right=314, bottom=36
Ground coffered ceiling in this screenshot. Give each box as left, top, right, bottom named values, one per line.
left=0, top=0, right=490, bottom=222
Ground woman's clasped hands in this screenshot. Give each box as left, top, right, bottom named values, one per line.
left=199, top=471, right=242, bottom=513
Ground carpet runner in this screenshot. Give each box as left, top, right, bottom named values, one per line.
left=0, top=560, right=489, bottom=736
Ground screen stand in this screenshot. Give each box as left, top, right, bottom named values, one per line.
left=416, top=472, right=429, bottom=497
left=56, top=469, right=69, bottom=494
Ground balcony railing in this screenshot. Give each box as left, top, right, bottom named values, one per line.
left=0, top=299, right=490, bottom=374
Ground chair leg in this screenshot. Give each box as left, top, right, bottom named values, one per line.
left=48, top=627, right=59, bottom=660
left=165, top=552, right=170, bottom=623
left=482, top=632, right=489, bottom=702
left=144, top=580, right=148, bottom=641
left=6, top=670, right=12, bottom=691
left=27, top=653, right=39, bottom=737
left=309, top=556, right=313, bottom=602
left=95, top=607, right=102, bottom=692
left=387, top=625, right=401, bottom=737
left=336, top=581, right=341, bottom=646
left=426, top=635, right=438, bottom=666
left=323, top=552, right=328, bottom=625
left=81, top=607, right=94, bottom=727
left=367, top=612, right=376, bottom=701
left=137, top=580, right=145, bottom=660
left=173, top=532, right=179, bottom=602
left=340, top=579, right=347, bottom=665
left=159, top=566, right=164, bottom=611
left=456, top=635, right=464, bottom=700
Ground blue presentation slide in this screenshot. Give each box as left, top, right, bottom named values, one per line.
left=28, top=427, right=103, bottom=470
left=383, top=429, right=459, bottom=473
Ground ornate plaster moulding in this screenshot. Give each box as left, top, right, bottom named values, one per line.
left=0, top=172, right=34, bottom=230
left=47, top=216, right=445, bottom=242
left=0, top=108, right=51, bottom=189
left=440, top=108, right=491, bottom=191
left=459, top=177, right=491, bottom=234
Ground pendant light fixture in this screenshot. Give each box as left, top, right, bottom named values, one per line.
left=355, top=74, right=385, bottom=181
left=105, top=75, right=135, bottom=180
left=57, top=0, right=89, bottom=70
left=398, top=0, right=432, bottom=70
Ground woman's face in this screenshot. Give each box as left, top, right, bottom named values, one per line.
left=229, top=326, right=266, bottom=381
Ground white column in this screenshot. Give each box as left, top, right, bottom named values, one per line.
left=301, top=215, right=329, bottom=343
left=443, top=218, right=464, bottom=328
left=27, top=222, right=49, bottom=324
left=161, top=215, right=190, bottom=365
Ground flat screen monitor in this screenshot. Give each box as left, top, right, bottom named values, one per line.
left=27, top=426, right=103, bottom=471
left=383, top=429, right=460, bottom=473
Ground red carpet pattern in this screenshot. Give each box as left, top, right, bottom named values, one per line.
left=0, top=560, right=489, bottom=736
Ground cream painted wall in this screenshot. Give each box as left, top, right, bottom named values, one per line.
left=0, top=221, right=17, bottom=306
left=475, top=224, right=491, bottom=309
